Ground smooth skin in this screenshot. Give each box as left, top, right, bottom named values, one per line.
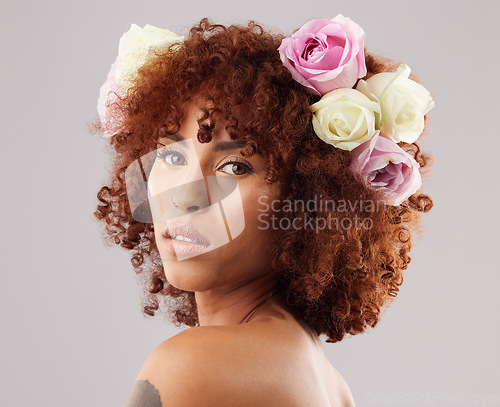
left=125, top=99, right=356, bottom=406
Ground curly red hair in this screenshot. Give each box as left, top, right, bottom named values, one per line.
left=92, top=18, right=434, bottom=343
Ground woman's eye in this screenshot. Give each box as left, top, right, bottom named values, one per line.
left=156, top=148, right=187, bottom=166
left=218, top=160, right=253, bottom=176
left=155, top=147, right=253, bottom=176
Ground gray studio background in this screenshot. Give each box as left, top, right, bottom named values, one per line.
left=1, top=0, right=499, bottom=406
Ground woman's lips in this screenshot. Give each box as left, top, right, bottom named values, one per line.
left=163, top=221, right=210, bottom=245
left=162, top=221, right=211, bottom=257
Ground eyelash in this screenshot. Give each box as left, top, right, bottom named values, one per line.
left=155, top=147, right=254, bottom=176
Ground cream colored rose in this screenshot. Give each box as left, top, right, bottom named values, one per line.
left=114, top=24, right=184, bottom=89
left=310, top=88, right=381, bottom=151
left=356, top=64, right=434, bottom=144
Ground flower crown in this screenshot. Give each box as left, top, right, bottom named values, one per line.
left=98, top=16, right=434, bottom=207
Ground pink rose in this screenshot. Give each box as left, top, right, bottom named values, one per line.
left=97, top=60, right=127, bottom=137
left=278, top=14, right=366, bottom=96
left=349, top=131, right=422, bottom=206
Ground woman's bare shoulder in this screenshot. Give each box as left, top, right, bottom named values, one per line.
left=126, top=324, right=356, bottom=406
left=157, top=318, right=301, bottom=359
left=126, top=325, right=297, bottom=406
left=324, top=361, right=357, bottom=407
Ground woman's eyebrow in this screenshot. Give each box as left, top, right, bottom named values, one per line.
left=159, top=134, right=265, bottom=157
left=160, top=133, right=185, bottom=143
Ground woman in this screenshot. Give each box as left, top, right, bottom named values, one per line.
left=94, top=16, right=434, bottom=406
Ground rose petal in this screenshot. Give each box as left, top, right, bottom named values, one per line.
left=278, top=14, right=367, bottom=95
left=349, top=132, right=422, bottom=205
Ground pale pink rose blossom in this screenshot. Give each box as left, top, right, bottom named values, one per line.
left=349, top=131, right=422, bottom=206
left=97, top=60, right=127, bottom=137
left=278, top=14, right=366, bottom=96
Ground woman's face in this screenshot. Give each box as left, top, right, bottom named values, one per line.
left=148, top=100, right=281, bottom=293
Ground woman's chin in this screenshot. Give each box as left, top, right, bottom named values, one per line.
left=162, top=266, right=216, bottom=292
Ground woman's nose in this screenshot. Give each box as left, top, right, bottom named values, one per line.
left=170, top=177, right=209, bottom=213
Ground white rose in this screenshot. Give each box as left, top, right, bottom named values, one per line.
left=114, top=24, right=184, bottom=89
left=356, top=64, right=434, bottom=144
left=310, top=88, right=381, bottom=151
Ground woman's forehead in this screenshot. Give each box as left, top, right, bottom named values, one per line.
left=173, top=102, right=240, bottom=140
left=164, top=98, right=267, bottom=157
